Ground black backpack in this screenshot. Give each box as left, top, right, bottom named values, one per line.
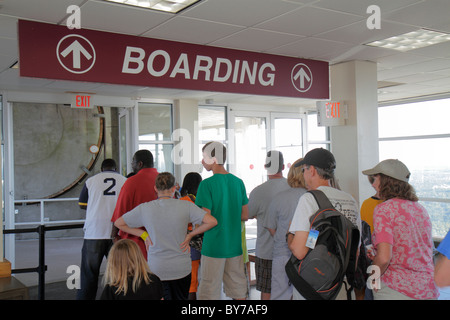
left=285, top=189, right=360, bottom=300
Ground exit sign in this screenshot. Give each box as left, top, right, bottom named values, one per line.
left=70, top=94, right=94, bottom=109
left=316, top=101, right=348, bottom=126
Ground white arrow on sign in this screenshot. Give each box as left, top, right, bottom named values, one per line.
left=293, top=67, right=311, bottom=89
left=60, top=40, right=92, bottom=69
left=56, top=34, right=96, bottom=74
left=291, top=63, right=313, bottom=93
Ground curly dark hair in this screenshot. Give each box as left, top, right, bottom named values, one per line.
left=378, top=173, right=418, bottom=202
left=155, top=172, right=175, bottom=191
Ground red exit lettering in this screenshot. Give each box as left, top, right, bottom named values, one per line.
left=76, top=95, right=91, bottom=108
left=325, top=102, right=340, bottom=119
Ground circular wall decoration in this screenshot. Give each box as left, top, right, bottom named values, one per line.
left=89, top=144, right=100, bottom=154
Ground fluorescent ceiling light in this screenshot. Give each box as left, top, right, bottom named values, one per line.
left=365, top=29, right=450, bottom=52
left=104, top=0, right=201, bottom=13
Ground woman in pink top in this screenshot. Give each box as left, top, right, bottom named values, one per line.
left=362, top=159, right=438, bottom=300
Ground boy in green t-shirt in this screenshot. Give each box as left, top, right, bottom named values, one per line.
left=195, top=141, right=249, bottom=300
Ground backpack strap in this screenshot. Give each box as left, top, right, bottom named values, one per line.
left=308, top=189, right=335, bottom=212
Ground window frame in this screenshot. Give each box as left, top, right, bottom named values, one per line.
left=137, top=102, right=175, bottom=174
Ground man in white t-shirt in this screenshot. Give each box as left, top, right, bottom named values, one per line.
left=287, top=148, right=361, bottom=300
left=77, top=159, right=127, bottom=300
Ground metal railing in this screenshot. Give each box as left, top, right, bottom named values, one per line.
left=4, top=223, right=84, bottom=300
left=14, top=198, right=84, bottom=226
left=4, top=198, right=85, bottom=300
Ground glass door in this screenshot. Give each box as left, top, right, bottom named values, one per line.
left=137, top=102, right=174, bottom=174
left=229, top=112, right=269, bottom=195
left=271, top=113, right=305, bottom=176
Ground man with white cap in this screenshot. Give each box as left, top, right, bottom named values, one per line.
left=287, top=148, right=361, bottom=300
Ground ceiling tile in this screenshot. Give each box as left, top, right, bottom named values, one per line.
left=384, top=0, right=450, bottom=31
left=405, top=41, right=450, bottom=59
left=142, top=16, right=244, bottom=44
left=268, top=37, right=353, bottom=59
left=181, top=0, right=302, bottom=27
left=255, top=6, right=363, bottom=37
left=72, top=1, right=173, bottom=36
left=416, top=77, right=450, bottom=87
left=0, top=37, right=18, bottom=57
left=0, top=15, right=18, bottom=39
left=331, top=45, right=394, bottom=63
left=313, top=0, right=423, bottom=15
left=0, top=54, right=17, bottom=71
left=211, top=28, right=304, bottom=52
left=377, top=53, right=434, bottom=69
left=381, top=73, right=448, bottom=85
left=378, top=58, right=450, bottom=80
left=316, top=20, right=415, bottom=45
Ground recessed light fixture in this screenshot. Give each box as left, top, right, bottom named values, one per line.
left=365, top=29, right=450, bottom=52
left=104, top=0, right=201, bottom=14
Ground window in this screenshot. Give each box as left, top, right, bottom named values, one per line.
left=234, top=115, right=268, bottom=193
left=138, top=102, right=174, bottom=173
left=378, top=97, right=450, bottom=239
left=271, top=115, right=303, bottom=177
left=307, top=112, right=330, bottom=152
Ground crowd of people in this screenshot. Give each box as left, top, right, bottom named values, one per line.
left=77, top=141, right=450, bottom=300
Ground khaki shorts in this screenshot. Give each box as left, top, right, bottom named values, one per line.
left=197, top=255, right=248, bottom=300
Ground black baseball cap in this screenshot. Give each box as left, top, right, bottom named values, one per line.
left=294, top=148, right=336, bottom=171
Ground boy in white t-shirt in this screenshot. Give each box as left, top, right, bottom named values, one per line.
left=287, top=148, right=361, bottom=300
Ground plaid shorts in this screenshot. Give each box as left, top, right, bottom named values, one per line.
left=255, top=257, right=272, bottom=293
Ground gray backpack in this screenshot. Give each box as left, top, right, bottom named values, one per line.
left=285, top=190, right=360, bottom=300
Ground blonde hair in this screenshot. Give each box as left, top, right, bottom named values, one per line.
left=103, top=239, right=152, bottom=295
left=287, top=158, right=306, bottom=188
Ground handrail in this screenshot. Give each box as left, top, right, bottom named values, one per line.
left=3, top=223, right=84, bottom=300
left=14, top=198, right=85, bottom=226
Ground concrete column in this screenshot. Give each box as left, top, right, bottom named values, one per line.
left=329, top=60, right=379, bottom=206
left=173, top=99, right=202, bottom=184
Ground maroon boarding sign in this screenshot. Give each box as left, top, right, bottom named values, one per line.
left=19, top=20, right=329, bottom=99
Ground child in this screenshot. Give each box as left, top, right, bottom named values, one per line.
left=179, top=172, right=203, bottom=300
left=100, top=239, right=163, bottom=300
